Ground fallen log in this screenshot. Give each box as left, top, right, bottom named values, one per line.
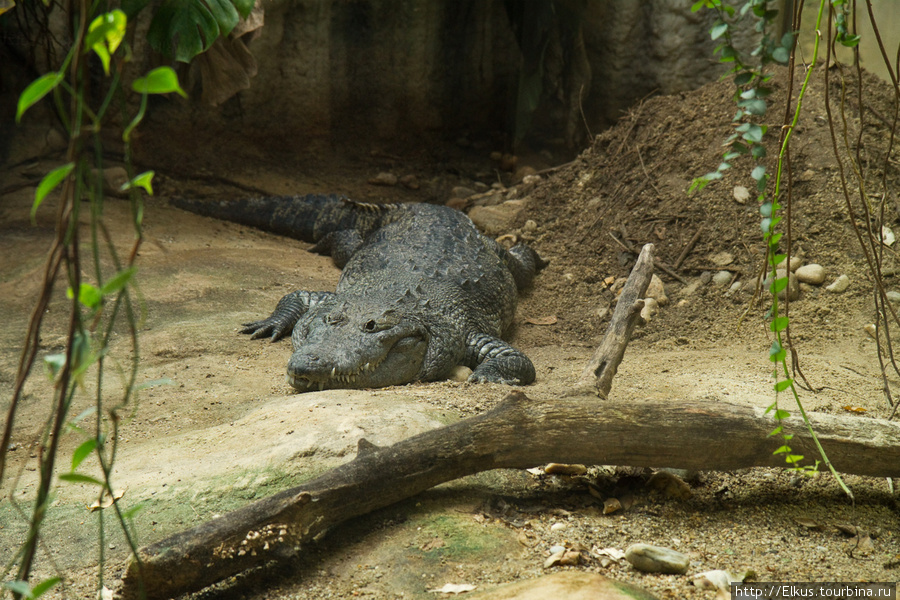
left=122, top=393, right=900, bottom=599
left=120, top=243, right=900, bottom=598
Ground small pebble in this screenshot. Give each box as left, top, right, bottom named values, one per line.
left=795, top=263, right=825, bottom=285
left=733, top=185, right=750, bottom=204
left=864, top=324, right=877, bottom=339
left=640, top=297, right=659, bottom=323
left=399, top=174, right=419, bottom=190
left=522, top=219, right=538, bottom=234
left=448, top=365, right=472, bottom=382
left=550, top=522, right=567, bottom=532
left=625, top=543, right=690, bottom=574
left=646, top=274, right=668, bottom=305
left=368, top=172, right=398, bottom=186
left=450, top=186, right=476, bottom=199
left=712, top=270, right=733, bottom=286
left=549, top=545, right=566, bottom=555
left=776, top=255, right=803, bottom=272
left=826, top=274, right=850, bottom=293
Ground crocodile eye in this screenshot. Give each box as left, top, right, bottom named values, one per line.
left=363, top=319, right=377, bottom=332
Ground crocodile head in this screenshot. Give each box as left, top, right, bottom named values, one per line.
left=286, top=299, right=429, bottom=392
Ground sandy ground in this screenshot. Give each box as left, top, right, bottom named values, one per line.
left=1, top=63, right=899, bottom=599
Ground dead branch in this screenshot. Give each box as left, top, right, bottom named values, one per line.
left=571, top=243, right=654, bottom=397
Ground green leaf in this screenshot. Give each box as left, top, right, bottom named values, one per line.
left=774, top=378, right=793, bottom=392
left=16, top=72, right=63, bottom=122
left=30, top=577, right=62, bottom=599
left=751, top=143, right=767, bottom=159
left=751, top=165, right=766, bottom=180
left=2, top=582, right=34, bottom=598
left=132, top=67, right=187, bottom=97
left=772, top=46, right=790, bottom=64
left=759, top=202, right=774, bottom=217
left=32, top=162, right=75, bottom=223
left=771, top=276, right=788, bottom=294
left=774, top=444, right=791, bottom=455
left=122, top=170, right=155, bottom=194
left=205, top=0, right=240, bottom=36
left=742, top=124, right=764, bottom=143
left=72, top=438, right=98, bottom=471
left=770, top=317, right=789, bottom=333
left=839, top=34, right=861, bottom=48
left=710, top=21, right=728, bottom=40
left=786, top=453, right=805, bottom=464
left=734, top=71, right=754, bottom=86
left=768, top=425, right=783, bottom=437
left=67, top=282, right=102, bottom=309
left=232, top=0, right=255, bottom=19
left=58, top=472, right=105, bottom=487
left=769, top=340, right=786, bottom=363
left=85, top=10, right=127, bottom=74
left=147, top=0, right=220, bottom=62
left=773, top=408, right=791, bottom=420
left=43, top=353, right=66, bottom=380
left=100, top=266, right=138, bottom=296
left=740, top=98, right=767, bottom=116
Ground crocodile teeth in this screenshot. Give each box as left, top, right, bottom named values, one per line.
left=331, top=367, right=336, bottom=378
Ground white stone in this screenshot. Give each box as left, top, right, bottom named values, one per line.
left=733, top=185, right=750, bottom=204
left=795, top=263, right=825, bottom=285
left=776, top=255, right=803, bottom=272
left=646, top=274, right=668, bottom=305
left=712, top=270, right=733, bottom=286
left=826, top=274, right=850, bottom=293
left=640, top=298, right=659, bottom=323
left=625, top=543, right=689, bottom=574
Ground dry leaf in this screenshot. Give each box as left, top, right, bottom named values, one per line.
left=842, top=405, right=868, bottom=413
left=89, top=488, right=125, bottom=512
left=524, top=315, right=557, bottom=326
left=543, top=549, right=566, bottom=568
left=428, top=583, right=476, bottom=594
left=517, top=530, right=538, bottom=547
left=592, top=547, right=626, bottom=561
left=602, top=497, right=622, bottom=515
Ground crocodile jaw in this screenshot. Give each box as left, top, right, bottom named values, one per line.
left=286, top=334, right=428, bottom=392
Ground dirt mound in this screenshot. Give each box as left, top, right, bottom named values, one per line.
left=518, top=64, right=897, bottom=349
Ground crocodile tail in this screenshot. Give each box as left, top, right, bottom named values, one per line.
left=170, top=194, right=396, bottom=243
left=506, top=243, right=549, bottom=290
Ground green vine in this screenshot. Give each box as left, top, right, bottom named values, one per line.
left=691, top=0, right=862, bottom=498
left=0, top=0, right=245, bottom=595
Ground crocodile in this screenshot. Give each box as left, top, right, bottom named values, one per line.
left=171, top=194, right=545, bottom=392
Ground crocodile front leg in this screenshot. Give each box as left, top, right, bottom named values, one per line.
left=464, top=332, right=536, bottom=385
left=241, top=291, right=335, bottom=341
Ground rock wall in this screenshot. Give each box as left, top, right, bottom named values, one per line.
left=1, top=0, right=762, bottom=160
